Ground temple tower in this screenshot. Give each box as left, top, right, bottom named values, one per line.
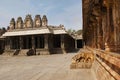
left=42, top=15, right=48, bottom=27
left=34, top=15, right=42, bottom=27
left=10, top=18, right=15, bottom=30
left=16, top=17, right=23, bottom=29
left=24, top=14, right=33, bottom=28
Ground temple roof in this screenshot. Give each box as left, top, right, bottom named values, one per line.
left=2, top=26, right=67, bottom=37
left=70, top=34, right=83, bottom=40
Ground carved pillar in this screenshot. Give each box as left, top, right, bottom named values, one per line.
left=97, top=16, right=103, bottom=49
left=32, top=36, right=35, bottom=49
left=44, top=35, right=48, bottom=49
left=105, top=6, right=110, bottom=51
left=9, top=37, right=12, bottom=50
left=93, top=23, right=97, bottom=48
left=26, top=37, right=29, bottom=49
left=102, top=11, right=107, bottom=50
left=37, top=37, right=40, bottom=48
left=75, top=39, right=77, bottom=49
left=20, top=36, right=23, bottom=49
left=113, top=3, right=117, bottom=52
left=61, top=35, right=66, bottom=54
left=15, top=37, right=18, bottom=49
left=5, top=38, right=8, bottom=50
left=117, top=2, right=120, bottom=51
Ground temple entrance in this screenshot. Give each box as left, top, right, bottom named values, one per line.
left=23, top=36, right=32, bottom=49
left=35, top=35, right=44, bottom=49
left=77, top=40, right=83, bottom=48
left=53, top=35, right=61, bottom=48
left=11, top=37, right=20, bottom=49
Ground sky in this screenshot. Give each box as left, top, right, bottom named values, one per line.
left=0, top=0, right=82, bottom=30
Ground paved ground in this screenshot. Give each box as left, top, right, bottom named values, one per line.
left=0, top=53, right=96, bottom=80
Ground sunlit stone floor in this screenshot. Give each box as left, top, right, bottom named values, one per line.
left=0, top=53, right=96, bottom=80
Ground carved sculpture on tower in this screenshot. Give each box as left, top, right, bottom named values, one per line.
left=10, top=18, right=15, bottom=30
left=16, top=17, right=23, bottom=29
left=42, top=15, right=48, bottom=27
left=34, top=15, right=42, bottom=27
left=24, top=14, right=33, bottom=28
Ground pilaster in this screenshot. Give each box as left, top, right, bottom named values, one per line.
left=61, top=35, right=66, bottom=54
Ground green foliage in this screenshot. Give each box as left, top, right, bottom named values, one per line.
left=76, top=29, right=82, bottom=35
left=67, top=29, right=82, bottom=35
left=0, top=27, right=6, bottom=36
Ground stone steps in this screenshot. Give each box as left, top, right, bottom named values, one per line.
left=18, top=50, right=29, bottom=56
left=2, top=50, right=16, bottom=56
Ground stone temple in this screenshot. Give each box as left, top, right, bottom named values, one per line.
left=0, top=0, right=120, bottom=80
left=0, top=14, right=82, bottom=56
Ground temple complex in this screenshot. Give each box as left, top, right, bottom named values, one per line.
left=0, top=0, right=120, bottom=80
left=1, top=14, right=82, bottom=55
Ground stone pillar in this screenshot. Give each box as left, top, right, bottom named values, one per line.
left=113, top=4, right=117, bottom=52
left=44, top=35, right=48, bottom=49
left=5, top=38, right=8, bottom=50
left=75, top=39, right=77, bottom=49
left=26, top=37, right=29, bottom=49
left=97, top=16, right=103, bottom=49
left=61, top=35, right=66, bottom=54
left=9, top=37, right=12, bottom=50
left=16, top=38, right=18, bottom=49
left=37, top=37, right=40, bottom=48
left=93, top=23, right=97, bottom=48
left=20, top=36, right=23, bottom=49
left=105, top=7, right=110, bottom=51
left=32, top=36, right=35, bottom=49
left=43, top=34, right=50, bottom=55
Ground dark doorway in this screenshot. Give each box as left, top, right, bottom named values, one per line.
left=77, top=39, right=83, bottom=48
left=39, top=35, right=44, bottom=48
left=53, top=35, right=61, bottom=48
left=11, top=37, right=20, bottom=49
left=23, top=36, right=32, bottom=49
left=28, top=37, right=32, bottom=49
left=35, top=37, right=38, bottom=48
left=23, top=37, right=27, bottom=49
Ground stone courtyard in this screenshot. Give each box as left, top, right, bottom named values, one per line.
left=0, top=53, right=96, bottom=80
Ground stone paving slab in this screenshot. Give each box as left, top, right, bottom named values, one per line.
left=0, top=53, right=96, bottom=80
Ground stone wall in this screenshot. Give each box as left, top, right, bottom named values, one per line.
left=82, top=0, right=120, bottom=52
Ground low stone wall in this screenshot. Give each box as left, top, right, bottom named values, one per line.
left=36, top=49, right=50, bottom=55
left=2, top=49, right=16, bottom=56
left=91, top=49, right=120, bottom=80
